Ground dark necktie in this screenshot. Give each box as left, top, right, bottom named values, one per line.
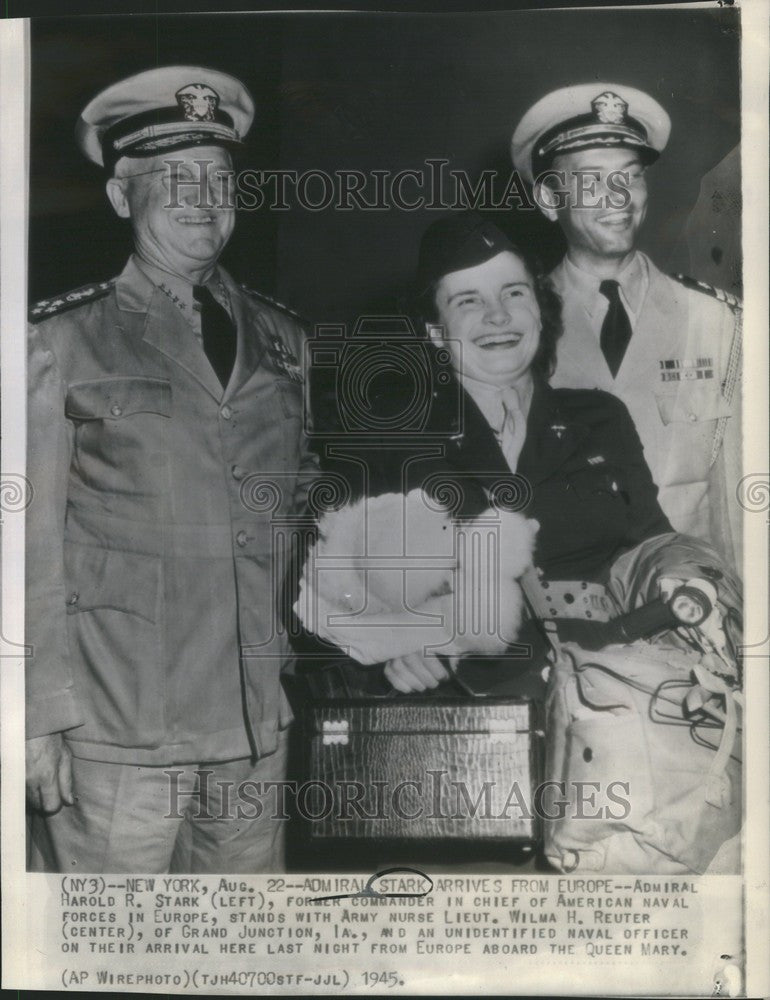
left=599, top=279, right=632, bottom=378
left=193, top=284, right=237, bottom=389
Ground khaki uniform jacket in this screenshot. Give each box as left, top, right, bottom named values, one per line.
left=549, top=252, right=742, bottom=569
left=27, top=257, right=318, bottom=764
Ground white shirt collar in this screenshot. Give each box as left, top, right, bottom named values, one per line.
left=562, top=250, right=649, bottom=323
left=459, top=373, right=533, bottom=434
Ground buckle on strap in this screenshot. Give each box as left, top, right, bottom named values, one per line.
left=519, top=568, right=616, bottom=623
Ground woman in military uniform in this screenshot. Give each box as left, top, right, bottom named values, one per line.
left=359, top=212, right=739, bottom=696
left=300, top=212, right=742, bottom=873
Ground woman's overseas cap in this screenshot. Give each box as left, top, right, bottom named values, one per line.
left=417, top=211, right=520, bottom=294
left=76, top=65, right=255, bottom=171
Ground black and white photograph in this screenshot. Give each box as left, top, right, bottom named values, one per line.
left=1, top=1, right=768, bottom=995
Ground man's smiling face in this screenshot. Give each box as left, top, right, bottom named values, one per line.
left=547, top=147, right=648, bottom=267
left=109, top=145, right=235, bottom=280
left=430, top=250, right=542, bottom=387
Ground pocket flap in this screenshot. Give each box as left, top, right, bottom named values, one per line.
left=276, top=380, right=303, bottom=419
left=567, top=465, right=627, bottom=500
left=64, top=543, right=160, bottom=623
left=66, top=377, right=171, bottom=420
left=654, top=385, right=732, bottom=426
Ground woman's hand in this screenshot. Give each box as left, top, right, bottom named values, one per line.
left=384, top=651, right=452, bottom=692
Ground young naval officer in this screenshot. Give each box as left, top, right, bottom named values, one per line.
left=26, top=66, right=318, bottom=872
left=512, top=84, right=743, bottom=570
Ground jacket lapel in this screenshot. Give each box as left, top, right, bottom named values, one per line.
left=432, top=373, right=592, bottom=494
left=444, top=375, right=590, bottom=489
left=115, top=258, right=224, bottom=401
left=219, top=271, right=269, bottom=401
left=613, top=253, right=668, bottom=388
left=550, top=259, right=614, bottom=388
left=445, top=387, right=511, bottom=481
left=517, top=378, right=590, bottom=485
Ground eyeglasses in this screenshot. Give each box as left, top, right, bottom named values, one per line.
left=116, top=166, right=168, bottom=180
left=119, top=162, right=235, bottom=194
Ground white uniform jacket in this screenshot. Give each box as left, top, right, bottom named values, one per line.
left=549, top=252, right=742, bottom=569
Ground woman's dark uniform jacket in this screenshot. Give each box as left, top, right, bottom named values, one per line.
left=366, top=370, right=671, bottom=583
left=312, top=362, right=673, bottom=698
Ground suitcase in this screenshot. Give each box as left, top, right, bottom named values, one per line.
left=305, top=695, right=542, bottom=841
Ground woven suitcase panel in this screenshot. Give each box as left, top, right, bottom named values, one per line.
left=307, top=700, right=538, bottom=839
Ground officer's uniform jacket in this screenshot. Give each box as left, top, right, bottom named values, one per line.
left=27, top=257, right=318, bottom=765
left=549, top=251, right=742, bottom=569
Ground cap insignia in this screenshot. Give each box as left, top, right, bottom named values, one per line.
left=175, top=83, right=220, bottom=122
left=591, top=91, right=628, bottom=125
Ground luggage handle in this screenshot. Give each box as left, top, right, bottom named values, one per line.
left=312, top=655, right=482, bottom=700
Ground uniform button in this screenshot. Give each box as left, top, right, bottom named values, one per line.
left=110, top=404, right=123, bottom=417
left=688, top=412, right=698, bottom=422
left=236, top=530, right=248, bottom=547
left=231, top=464, right=246, bottom=480
left=68, top=592, right=79, bottom=606
left=221, top=404, right=233, bottom=420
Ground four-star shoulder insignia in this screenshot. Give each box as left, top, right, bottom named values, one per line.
left=671, top=273, right=742, bottom=312
left=29, top=280, right=114, bottom=323
left=239, top=284, right=309, bottom=325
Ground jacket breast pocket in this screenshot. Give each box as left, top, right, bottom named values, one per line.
left=567, top=465, right=629, bottom=503
left=65, top=377, right=172, bottom=502
left=66, top=376, right=171, bottom=421
left=654, top=384, right=731, bottom=427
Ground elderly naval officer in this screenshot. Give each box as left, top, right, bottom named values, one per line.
left=512, top=84, right=742, bottom=570
left=26, top=67, right=317, bottom=873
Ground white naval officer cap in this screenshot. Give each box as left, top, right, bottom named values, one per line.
left=511, top=82, right=671, bottom=184
left=76, top=65, right=255, bottom=171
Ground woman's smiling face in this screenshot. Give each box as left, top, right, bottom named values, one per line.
left=430, top=250, right=542, bottom=387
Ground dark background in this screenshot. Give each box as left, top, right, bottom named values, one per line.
left=29, top=8, right=740, bottom=327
